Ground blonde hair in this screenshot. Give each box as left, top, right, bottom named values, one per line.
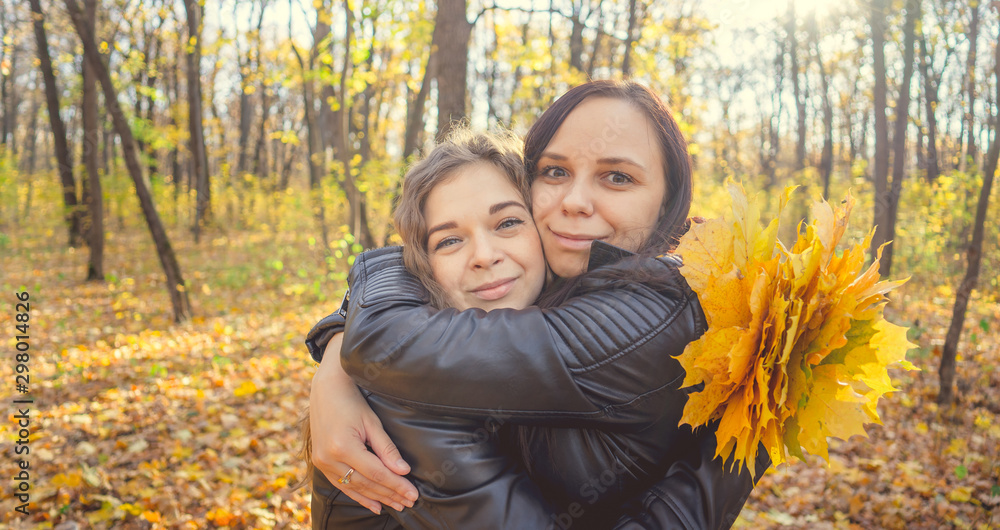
left=393, top=126, right=530, bottom=308
left=299, top=128, right=530, bottom=486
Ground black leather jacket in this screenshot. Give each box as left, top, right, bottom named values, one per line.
left=308, top=245, right=767, bottom=529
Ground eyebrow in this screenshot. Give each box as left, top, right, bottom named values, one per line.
left=538, top=151, right=647, bottom=171
left=426, top=221, right=457, bottom=240
left=490, top=200, right=527, bottom=215
left=426, top=201, right=526, bottom=240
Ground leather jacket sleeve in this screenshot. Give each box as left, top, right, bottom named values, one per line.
left=305, top=290, right=350, bottom=363
left=611, top=429, right=770, bottom=530
left=340, top=246, right=705, bottom=425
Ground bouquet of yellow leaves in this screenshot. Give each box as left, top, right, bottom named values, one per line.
left=674, top=182, right=916, bottom=475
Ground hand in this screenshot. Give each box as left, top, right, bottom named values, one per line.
left=309, top=334, right=419, bottom=514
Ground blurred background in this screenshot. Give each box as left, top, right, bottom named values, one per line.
left=0, top=0, right=998, bottom=527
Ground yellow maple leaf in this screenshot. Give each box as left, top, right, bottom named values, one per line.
left=675, top=181, right=916, bottom=474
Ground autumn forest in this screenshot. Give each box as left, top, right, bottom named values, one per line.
left=1, top=0, right=998, bottom=527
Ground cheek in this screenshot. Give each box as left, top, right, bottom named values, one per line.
left=531, top=182, right=560, bottom=222
left=603, top=196, right=662, bottom=251
left=429, top=256, right=461, bottom=293
left=505, top=231, right=543, bottom=284
left=513, top=231, right=544, bottom=271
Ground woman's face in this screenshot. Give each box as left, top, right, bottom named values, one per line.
left=530, top=97, right=667, bottom=278
left=425, top=163, right=546, bottom=311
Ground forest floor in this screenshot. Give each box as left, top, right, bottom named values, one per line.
left=1, top=220, right=998, bottom=529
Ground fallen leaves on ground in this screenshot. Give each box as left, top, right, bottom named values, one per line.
left=1, top=225, right=335, bottom=528
left=1, top=213, right=997, bottom=529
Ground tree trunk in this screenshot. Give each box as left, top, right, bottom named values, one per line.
left=205, top=48, right=224, bottom=184
left=251, top=85, right=270, bottom=178
left=101, top=117, right=111, bottom=175
left=569, top=2, right=585, bottom=72
left=235, top=57, right=254, bottom=179
left=132, top=27, right=154, bottom=181
left=403, top=52, right=435, bottom=162
left=389, top=49, right=435, bottom=233
left=788, top=0, right=807, bottom=171
left=291, top=12, right=331, bottom=251
left=810, top=12, right=834, bottom=198
left=586, top=10, right=604, bottom=78
left=961, top=1, right=980, bottom=167
left=235, top=1, right=265, bottom=182
left=939, top=15, right=999, bottom=406
left=0, top=7, right=8, bottom=150
left=65, top=0, right=192, bottom=322
left=23, top=76, right=40, bottom=176
left=20, top=78, right=41, bottom=222
left=144, top=28, right=161, bottom=181
left=248, top=6, right=268, bottom=181
left=278, top=141, right=296, bottom=191
left=845, top=67, right=861, bottom=171
left=763, top=34, right=785, bottom=187
left=1, top=31, right=18, bottom=153
left=331, top=0, right=374, bottom=249
left=869, top=0, right=891, bottom=266
left=166, top=44, right=184, bottom=222
left=434, top=0, right=472, bottom=140
left=81, top=0, right=103, bottom=281
left=881, top=0, right=919, bottom=277
left=29, top=0, right=83, bottom=247
left=185, top=0, right=211, bottom=242
left=622, top=0, right=639, bottom=77
left=919, top=34, right=940, bottom=182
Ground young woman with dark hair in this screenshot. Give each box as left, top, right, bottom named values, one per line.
left=306, top=80, right=767, bottom=529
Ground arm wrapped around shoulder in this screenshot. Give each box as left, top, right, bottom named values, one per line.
left=340, top=247, right=707, bottom=425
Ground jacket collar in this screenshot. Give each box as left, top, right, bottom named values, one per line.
left=587, top=240, right=635, bottom=270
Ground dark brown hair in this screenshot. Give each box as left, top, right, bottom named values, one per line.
left=524, top=79, right=693, bottom=260
left=524, top=80, right=693, bottom=308
left=518, top=81, right=694, bottom=468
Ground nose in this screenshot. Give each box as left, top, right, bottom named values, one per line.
left=470, top=233, right=503, bottom=269
left=560, top=176, right=594, bottom=217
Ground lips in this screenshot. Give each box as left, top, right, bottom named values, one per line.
left=549, top=229, right=603, bottom=251
left=469, top=277, right=517, bottom=301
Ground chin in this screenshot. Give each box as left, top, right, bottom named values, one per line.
left=485, top=299, right=524, bottom=311
left=551, top=261, right=587, bottom=279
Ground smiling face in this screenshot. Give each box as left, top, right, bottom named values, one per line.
left=424, top=163, right=546, bottom=311
left=530, top=97, right=667, bottom=278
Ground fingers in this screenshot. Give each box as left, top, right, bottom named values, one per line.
left=315, top=451, right=416, bottom=513
left=344, top=451, right=418, bottom=509
left=367, top=421, right=413, bottom=477
left=330, top=469, right=384, bottom=515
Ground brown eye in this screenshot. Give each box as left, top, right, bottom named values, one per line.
left=539, top=166, right=568, bottom=179
left=606, top=172, right=634, bottom=186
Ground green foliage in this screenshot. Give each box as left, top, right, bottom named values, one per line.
left=892, top=171, right=998, bottom=297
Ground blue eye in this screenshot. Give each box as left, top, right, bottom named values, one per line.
left=497, top=217, right=525, bottom=230
left=433, top=237, right=460, bottom=251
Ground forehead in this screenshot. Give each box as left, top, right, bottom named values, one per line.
left=547, top=97, right=663, bottom=166
left=424, top=163, right=524, bottom=218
